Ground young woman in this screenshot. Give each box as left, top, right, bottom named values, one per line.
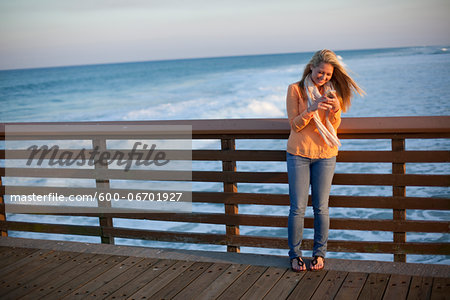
left=286, top=49, right=364, bottom=272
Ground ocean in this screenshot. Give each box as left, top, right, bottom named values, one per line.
left=1, top=46, right=449, bottom=264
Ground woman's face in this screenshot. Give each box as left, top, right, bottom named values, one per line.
left=310, top=62, right=334, bottom=87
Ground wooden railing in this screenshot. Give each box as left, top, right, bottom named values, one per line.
left=1, top=116, right=449, bottom=263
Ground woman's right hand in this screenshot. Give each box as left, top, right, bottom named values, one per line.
left=307, top=96, right=333, bottom=113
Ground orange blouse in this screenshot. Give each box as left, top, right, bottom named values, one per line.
left=286, top=82, right=342, bottom=159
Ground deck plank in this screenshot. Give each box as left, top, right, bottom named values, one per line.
left=0, top=250, right=83, bottom=299
left=383, top=274, right=412, bottom=300
left=358, top=273, right=390, bottom=300
left=196, top=264, right=250, bottom=300
left=0, top=249, right=52, bottom=277
left=172, top=262, right=231, bottom=300
left=430, top=277, right=450, bottom=300
left=334, top=272, right=369, bottom=300
left=105, top=259, right=178, bottom=300
left=150, top=261, right=213, bottom=299
left=240, top=266, right=286, bottom=300
left=34, top=254, right=114, bottom=299
left=0, top=249, right=62, bottom=289
left=0, top=246, right=12, bottom=253
left=0, top=246, right=22, bottom=257
left=84, top=257, right=158, bottom=299
left=43, top=254, right=129, bottom=300
left=18, top=252, right=100, bottom=300
left=64, top=256, right=146, bottom=300
left=406, top=276, right=433, bottom=300
left=263, top=269, right=306, bottom=300
left=126, top=259, right=195, bottom=299
left=287, top=270, right=327, bottom=300
left=310, top=270, right=348, bottom=300
left=0, top=246, right=38, bottom=269
left=217, top=265, right=268, bottom=300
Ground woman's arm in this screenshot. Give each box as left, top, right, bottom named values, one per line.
left=329, top=109, right=342, bottom=129
left=286, top=84, right=314, bottom=132
left=326, top=93, right=342, bottom=128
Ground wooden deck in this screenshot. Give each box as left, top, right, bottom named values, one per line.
left=0, top=238, right=449, bottom=300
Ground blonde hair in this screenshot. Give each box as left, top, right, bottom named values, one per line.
left=299, top=49, right=365, bottom=112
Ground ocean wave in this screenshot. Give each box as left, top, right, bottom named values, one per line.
left=123, top=93, right=286, bottom=120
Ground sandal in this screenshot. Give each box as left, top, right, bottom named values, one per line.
left=310, top=256, right=325, bottom=271
left=290, top=257, right=306, bottom=272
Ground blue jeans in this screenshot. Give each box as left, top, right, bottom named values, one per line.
left=287, top=152, right=336, bottom=259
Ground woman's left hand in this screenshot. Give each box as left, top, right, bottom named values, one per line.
left=325, top=91, right=340, bottom=113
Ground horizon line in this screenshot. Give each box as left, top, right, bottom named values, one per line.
left=1, top=44, right=446, bottom=72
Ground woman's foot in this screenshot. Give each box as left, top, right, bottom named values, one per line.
left=290, top=257, right=306, bottom=272
left=310, top=256, right=325, bottom=271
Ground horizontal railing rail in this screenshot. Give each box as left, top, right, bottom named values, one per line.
left=1, top=116, right=449, bottom=262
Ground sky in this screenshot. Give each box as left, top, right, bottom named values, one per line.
left=0, top=0, right=449, bottom=70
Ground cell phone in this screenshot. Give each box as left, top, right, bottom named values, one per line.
left=326, top=90, right=336, bottom=98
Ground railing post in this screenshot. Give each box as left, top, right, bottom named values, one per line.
left=392, top=138, right=406, bottom=262
left=221, top=137, right=240, bottom=253
left=93, top=138, right=114, bottom=244
left=0, top=176, right=7, bottom=237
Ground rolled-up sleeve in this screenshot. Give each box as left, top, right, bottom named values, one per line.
left=329, top=108, right=342, bottom=130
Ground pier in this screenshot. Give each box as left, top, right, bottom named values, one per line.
left=1, top=237, right=449, bottom=299
left=1, top=116, right=449, bottom=299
